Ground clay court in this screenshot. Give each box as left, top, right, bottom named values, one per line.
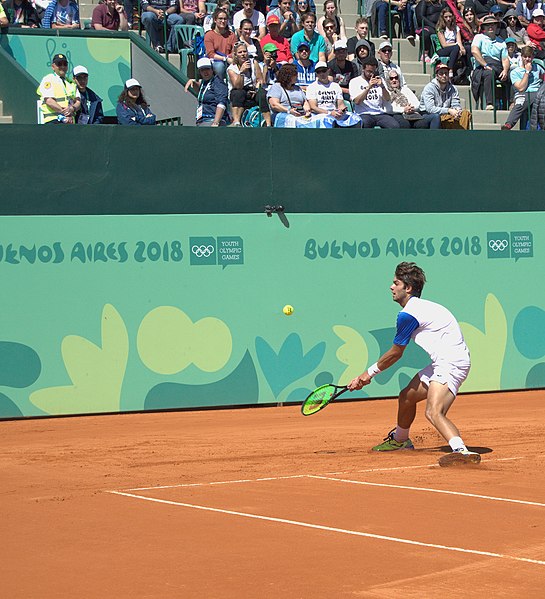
left=2, top=390, right=545, bottom=598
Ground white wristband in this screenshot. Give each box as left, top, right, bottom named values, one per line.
left=367, top=362, right=381, bottom=378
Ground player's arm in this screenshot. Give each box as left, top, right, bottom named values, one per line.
left=347, top=310, right=419, bottom=391
left=347, top=344, right=406, bottom=390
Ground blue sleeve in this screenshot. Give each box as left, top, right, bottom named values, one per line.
left=116, top=102, right=137, bottom=125
left=393, top=311, right=420, bottom=346
left=42, top=1, right=55, bottom=27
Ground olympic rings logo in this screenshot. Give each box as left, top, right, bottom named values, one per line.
left=488, top=239, right=509, bottom=252
left=191, top=244, right=215, bottom=258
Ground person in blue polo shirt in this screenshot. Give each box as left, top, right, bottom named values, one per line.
left=290, top=11, right=326, bottom=62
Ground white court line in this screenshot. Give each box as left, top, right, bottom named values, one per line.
left=308, top=474, right=545, bottom=508
left=107, top=490, right=545, bottom=567
left=125, top=474, right=307, bottom=492
left=118, top=456, right=523, bottom=492
left=322, top=456, right=522, bottom=475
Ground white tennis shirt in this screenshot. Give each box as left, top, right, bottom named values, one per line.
left=393, top=296, right=470, bottom=367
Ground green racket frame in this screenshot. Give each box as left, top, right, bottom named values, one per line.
left=301, top=384, right=349, bottom=416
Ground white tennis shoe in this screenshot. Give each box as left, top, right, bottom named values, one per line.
left=438, top=448, right=481, bottom=467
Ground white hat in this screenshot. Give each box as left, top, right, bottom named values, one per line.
left=532, top=8, right=545, bottom=17
left=73, top=65, right=88, bottom=77
left=379, top=40, right=393, bottom=50
left=315, top=61, right=328, bottom=70
left=333, top=39, right=347, bottom=50
left=125, top=78, right=141, bottom=88
left=197, top=57, right=213, bottom=69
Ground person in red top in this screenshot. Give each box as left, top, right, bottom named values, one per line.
left=260, top=14, right=293, bottom=63
left=527, top=8, right=545, bottom=58
left=92, top=0, right=129, bottom=30
left=204, top=7, right=238, bottom=78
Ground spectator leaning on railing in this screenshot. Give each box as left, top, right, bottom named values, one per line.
left=41, top=0, right=80, bottom=29
left=92, top=0, right=129, bottom=30
left=2, top=0, right=39, bottom=27
left=116, top=78, right=156, bottom=125
left=419, top=61, right=471, bottom=128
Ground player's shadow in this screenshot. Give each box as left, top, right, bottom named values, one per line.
left=435, top=445, right=493, bottom=455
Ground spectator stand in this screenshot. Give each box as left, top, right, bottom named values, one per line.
left=1, top=27, right=197, bottom=124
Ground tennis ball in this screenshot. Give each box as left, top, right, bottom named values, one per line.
left=283, top=305, right=294, bottom=316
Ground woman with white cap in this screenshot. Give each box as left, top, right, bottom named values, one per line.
left=116, top=78, right=157, bottom=125
left=185, top=57, right=230, bottom=125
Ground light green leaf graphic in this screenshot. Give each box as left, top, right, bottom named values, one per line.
left=30, top=304, right=128, bottom=414
left=137, top=306, right=232, bottom=375
left=333, top=325, right=368, bottom=385
left=460, top=293, right=507, bottom=392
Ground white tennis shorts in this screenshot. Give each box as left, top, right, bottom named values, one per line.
left=418, top=363, right=470, bottom=397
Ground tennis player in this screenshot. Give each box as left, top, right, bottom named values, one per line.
left=347, top=262, right=480, bottom=466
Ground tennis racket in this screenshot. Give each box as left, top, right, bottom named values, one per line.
left=301, top=384, right=349, bottom=416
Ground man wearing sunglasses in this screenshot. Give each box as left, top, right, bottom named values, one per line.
left=37, top=53, right=81, bottom=124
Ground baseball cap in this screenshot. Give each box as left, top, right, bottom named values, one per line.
left=505, top=36, right=517, bottom=44
left=435, top=61, right=449, bottom=72
left=266, top=13, right=280, bottom=24
left=315, top=61, right=328, bottom=70
left=262, top=43, right=279, bottom=53
left=73, top=65, right=88, bottom=77
left=125, top=78, right=142, bottom=88
left=490, top=5, right=503, bottom=13
left=480, top=15, right=500, bottom=26
left=532, top=8, right=545, bottom=17
left=333, top=39, right=347, bottom=50
left=196, top=57, right=213, bottom=69
left=52, top=53, right=68, bottom=64
left=297, top=41, right=311, bottom=50
left=379, top=40, right=392, bottom=50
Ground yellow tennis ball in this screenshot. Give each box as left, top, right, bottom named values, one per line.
left=283, top=305, right=294, bottom=316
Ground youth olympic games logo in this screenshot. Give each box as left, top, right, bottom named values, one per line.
left=488, top=239, right=509, bottom=252
left=191, top=244, right=215, bottom=258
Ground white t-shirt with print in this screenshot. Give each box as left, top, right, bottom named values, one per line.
left=349, top=75, right=385, bottom=115
left=305, top=79, right=343, bottom=111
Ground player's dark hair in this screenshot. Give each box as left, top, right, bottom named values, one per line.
left=395, top=262, right=426, bottom=297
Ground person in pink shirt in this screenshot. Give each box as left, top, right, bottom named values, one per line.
left=260, top=13, right=293, bottom=63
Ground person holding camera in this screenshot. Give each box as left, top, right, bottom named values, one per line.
left=227, top=40, right=271, bottom=126
left=92, top=0, right=129, bottom=30
left=349, top=56, right=400, bottom=128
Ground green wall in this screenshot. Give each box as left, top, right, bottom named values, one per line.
left=0, top=126, right=544, bottom=215
left=0, top=127, right=543, bottom=418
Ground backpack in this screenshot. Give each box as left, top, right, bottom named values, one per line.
left=193, top=33, right=206, bottom=59
left=242, top=106, right=265, bottom=127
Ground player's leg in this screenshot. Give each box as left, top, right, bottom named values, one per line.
left=372, top=374, right=428, bottom=451
left=423, top=369, right=481, bottom=466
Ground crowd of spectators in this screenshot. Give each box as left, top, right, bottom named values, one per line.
left=18, top=0, right=545, bottom=128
